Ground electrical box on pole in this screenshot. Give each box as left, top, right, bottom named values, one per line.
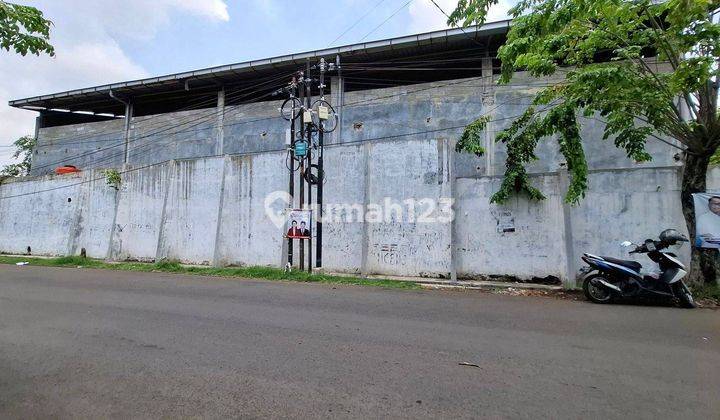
left=277, top=57, right=339, bottom=273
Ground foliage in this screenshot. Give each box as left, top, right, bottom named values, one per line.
left=0, top=256, right=421, bottom=290
left=691, top=282, right=720, bottom=302
left=0, top=135, right=35, bottom=177
left=449, top=0, right=720, bottom=204
left=0, top=1, right=53, bottom=56
left=711, top=147, right=720, bottom=165
left=103, top=169, right=122, bottom=190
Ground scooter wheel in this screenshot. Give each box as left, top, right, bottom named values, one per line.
left=583, top=274, right=614, bottom=304
left=673, top=282, right=697, bottom=309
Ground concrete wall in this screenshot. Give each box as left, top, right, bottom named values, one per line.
left=31, top=74, right=682, bottom=177
left=0, top=144, right=700, bottom=287
left=31, top=119, right=126, bottom=176
left=6, top=74, right=693, bottom=287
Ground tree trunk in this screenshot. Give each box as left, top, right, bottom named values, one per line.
left=681, top=152, right=720, bottom=285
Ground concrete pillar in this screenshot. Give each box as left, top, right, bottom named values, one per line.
left=360, top=142, right=371, bottom=276
left=122, top=102, right=134, bottom=165
left=212, top=156, right=229, bottom=267
left=559, top=167, right=577, bottom=288
left=155, top=160, right=176, bottom=262
left=446, top=137, right=458, bottom=282
left=330, top=76, right=344, bottom=144
left=481, top=57, right=494, bottom=79
left=67, top=171, right=88, bottom=256
left=33, top=114, right=44, bottom=139
left=482, top=94, right=496, bottom=176
left=216, top=88, right=226, bottom=155
left=31, top=113, right=44, bottom=173
left=106, top=163, right=127, bottom=261
left=481, top=57, right=496, bottom=176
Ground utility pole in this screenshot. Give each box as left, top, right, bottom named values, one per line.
left=298, top=70, right=306, bottom=272
left=286, top=77, right=297, bottom=269
left=305, top=60, right=313, bottom=273
left=316, top=58, right=327, bottom=268
left=279, top=58, right=338, bottom=273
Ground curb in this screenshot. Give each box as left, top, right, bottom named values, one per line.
left=314, top=269, right=565, bottom=291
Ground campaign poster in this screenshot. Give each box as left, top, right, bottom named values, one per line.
left=286, top=209, right=312, bottom=239
left=693, top=193, right=720, bottom=248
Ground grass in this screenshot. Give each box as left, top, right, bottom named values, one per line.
left=0, top=255, right=420, bottom=290
left=691, top=283, right=720, bottom=302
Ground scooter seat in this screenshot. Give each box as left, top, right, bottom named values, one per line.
left=600, top=256, right=642, bottom=272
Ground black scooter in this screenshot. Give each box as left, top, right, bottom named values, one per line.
left=580, top=229, right=696, bottom=308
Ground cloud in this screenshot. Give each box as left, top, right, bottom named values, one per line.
left=407, top=0, right=513, bottom=33
left=0, top=0, right=230, bottom=167
left=56, top=0, right=230, bottom=42
left=0, top=40, right=147, bottom=152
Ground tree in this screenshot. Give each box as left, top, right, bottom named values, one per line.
left=0, top=3, right=52, bottom=180
left=0, top=1, right=53, bottom=56
left=1, top=135, right=35, bottom=177
left=449, top=0, right=720, bottom=285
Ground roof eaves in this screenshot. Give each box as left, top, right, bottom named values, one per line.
left=9, top=19, right=510, bottom=107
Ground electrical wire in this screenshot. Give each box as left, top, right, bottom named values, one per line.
left=38, top=69, right=560, bottom=175
left=33, top=71, right=295, bottom=149
left=29, top=70, right=463, bottom=171
left=0, top=100, right=563, bottom=201
left=427, top=0, right=486, bottom=47
left=327, top=0, right=389, bottom=47
left=35, top=87, right=289, bottom=174
left=31, top=71, right=292, bottom=149
left=12, top=62, right=584, bottom=188
left=27, top=62, right=573, bottom=153
left=359, top=0, right=415, bottom=42
left=28, top=75, right=294, bottom=173
left=25, top=73, right=563, bottom=175
left=2, top=97, right=676, bottom=203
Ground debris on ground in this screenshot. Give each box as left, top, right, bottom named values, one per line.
left=15, top=262, right=29, bottom=266
left=458, top=362, right=481, bottom=368
left=489, top=287, right=584, bottom=301
left=696, top=298, right=720, bottom=308
left=488, top=286, right=719, bottom=308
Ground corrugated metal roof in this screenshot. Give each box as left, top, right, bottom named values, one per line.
left=9, top=20, right=509, bottom=111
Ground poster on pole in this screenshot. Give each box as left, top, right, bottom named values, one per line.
left=693, top=193, right=720, bottom=248
left=286, top=209, right=312, bottom=239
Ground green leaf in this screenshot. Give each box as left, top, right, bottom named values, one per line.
left=450, top=0, right=720, bottom=204
left=1, top=135, right=35, bottom=177
left=0, top=1, right=54, bottom=57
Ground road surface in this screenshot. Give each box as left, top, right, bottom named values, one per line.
left=0, top=265, right=718, bottom=418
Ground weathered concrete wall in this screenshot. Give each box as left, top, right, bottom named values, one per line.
left=128, top=110, right=218, bottom=166
left=0, top=145, right=702, bottom=287
left=363, top=138, right=453, bottom=277
left=566, top=167, right=688, bottom=276
left=156, top=158, right=224, bottom=264
left=9, top=73, right=692, bottom=286
left=0, top=170, right=112, bottom=257
left=455, top=175, right=566, bottom=280
left=70, top=173, right=116, bottom=258
left=109, top=163, right=169, bottom=261
left=214, top=153, right=288, bottom=267
left=31, top=119, right=126, bottom=176
left=32, top=74, right=682, bottom=178
left=320, top=145, right=368, bottom=273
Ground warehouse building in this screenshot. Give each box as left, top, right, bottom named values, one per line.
left=0, top=20, right=703, bottom=287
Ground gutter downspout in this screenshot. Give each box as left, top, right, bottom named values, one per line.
left=109, top=90, right=133, bottom=165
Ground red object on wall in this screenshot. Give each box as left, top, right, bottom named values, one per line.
left=54, top=165, right=81, bottom=175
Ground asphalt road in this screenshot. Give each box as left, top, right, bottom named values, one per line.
left=0, top=265, right=718, bottom=419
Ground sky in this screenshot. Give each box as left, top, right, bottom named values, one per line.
left=0, top=0, right=514, bottom=167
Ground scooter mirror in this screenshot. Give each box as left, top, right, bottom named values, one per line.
left=620, top=241, right=633, bottom=247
